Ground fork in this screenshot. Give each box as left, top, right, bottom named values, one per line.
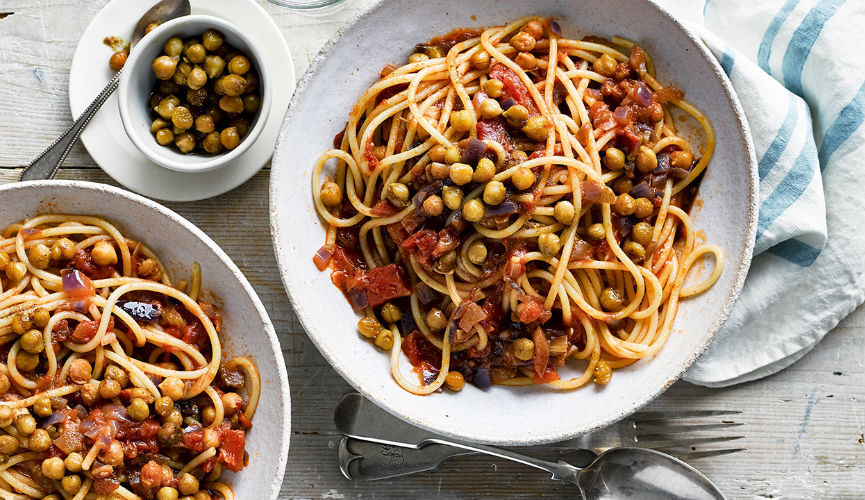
left=335, top=393, right=745, bottom=481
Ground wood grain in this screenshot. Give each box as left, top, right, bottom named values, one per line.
left=1, top=1, right=863, bottom=498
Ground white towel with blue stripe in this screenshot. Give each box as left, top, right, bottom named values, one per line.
left=653, top=0, right=865, bottom=386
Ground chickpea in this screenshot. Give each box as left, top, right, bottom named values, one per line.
left=467, top=159, right=492, bottom=184
left=15, top=414, right=37, bottom=435
left=151, top=118, right=170, bottom=133
left=153, top=55, right=178, bottom=80
left=427, top=145, right=446, bottom=163
left=62, top=474, right=82, bottom=495
left=467, top=240, right=487, bottom=265
left=175, top=133, right=196, bottom=154
left=202, top=406, right=216, bottom=426
left=59, top=358, right=89, bottom=386
left=614, top=193, right=636, bottom=216
left=28, top=243, right=50, bottom=269
left=5, top=262, right=27, bottom=283
left=156, top=128, right=175, bottom=146
left=185, top=43, right=206, bottom=64
left=187, top=66, right=208, bottom=90
left=127, top=398, right=150, bottom=421
left=470, top=50, right=490, bottom=70
left=593, top=359, right=612, bottom=385
left=0, top=406, right=12, bottom=427
left=444, top=371, right=465, bottom=391
left=220, top=127, right=241, bottom=150
left=512, top=337, right=535, bottom=361
left=155, top=95, right=178, bottom=119
left=164, top=37, right=183, bottom=57
left=422, top=194, right=444, bottom=216
left=385, top=183, right=410, bottom=207
left=357, top=316, right=381, bottom=338
left=202, top=132, right=223, bottom=154
left=243, top=94, right=261, bottom=114
left=80, top=383, right=99, bottom=405
left=190, top=115, right=214, bottom=135
left=594, top=54, right=617, bottom=77
left=41, top=457, right=65, bottom=480
left=178, top=473, right=199, bottom=495
left=202, top=428, right=221, bottom=449
left=479, top=98, right=503, bottom=119
left=483, top=181, right=507, bottom=205
left=444, top=145, right=461, bottom=164
left=603, top=148, right=626, bottom=170
left=434, top=251, right=456, bottom=273
left=428, top=162, right=450, bottom=180
left=634, top=197, right=654, bottom=218
left=462, top=199, right=485, bottom=222
left=16, top=351, right=38, bottom=372
left=523, top=20, right=545, bottom=39
left=538, top=233, right=561, bottom=257
left=222, top=392, right=243, bottom=416
left=145, top=22, right=159, bottom=34
left=374, top=329, right=395, bottom=350
left=670, top=150, right=693, bottom=169
left=320, top=182, right=342, bottom=208
left=510, top=31, right=536, bottom=52
left=623, top=240, right=646, bottom=260
left=449, top=163, right=474, bottom=186
left=636, top=146, right=658, bottom=173
left=442, top=186, right=464, bottom=210
left=11, top=312, right=31, bottom=335
left=514, top=52, right=537, bottom=70
left=204, top=55, right=226, bottom=79
left=220, top=74, right=247, bottom=97
left=511, top=167, right=535, bottom=190
left=64, top=453, right=83, bottom=472
left=0, top=251, right=9, bottom=271
left=98, top=378, right=122, bottom=399
left=0, top=373, right=9, bottom=395
left=482, top=79, right=503, bottom=98
left=34, top=397, right=52, bottom=417
left=102, top=439, right=124, bottom=466
left=600, top=287, right=623, bottom=311
left=613, top=178, right=633, bottom=196
left=106, top=364, right=129, bottom=387
left=425, top=308, right=448, bottom=331
left=202, top=30, right=224, bottom=51
left=450, top=110, right=474, bottom=132
left=631, top=222, right=653, bottom=247
left=228, top=55, right=251, bottom=75
left=374, top=302, right=401, bottom=325
left=160, top=376, right=185, bottom=400
left=554, top=200, right=576, bottom=225
left=153, top=396, right=174, bottom=418
left=91, top=240, right=118, bottom=267
left=0, top=436, right=18, bottom=455
left=408, top=52, right=429, bottom=64
left=648, top=102, right=664, bottom=122
left=219, top=95, right=244, bottom=114
left=158, top=487, right=180, bottom=500
left=522, top=116, right=549, bottom=141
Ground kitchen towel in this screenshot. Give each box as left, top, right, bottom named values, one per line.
left=653, top=0, right=865, bottom=386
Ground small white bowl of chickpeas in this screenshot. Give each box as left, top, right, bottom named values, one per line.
left=118, top=15, right=271, bottom=173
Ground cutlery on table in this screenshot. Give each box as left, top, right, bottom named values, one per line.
left=334, top=392, right=744, bottom=481
left=19, top=0, right=190, bottom=182
left=334, top=394, right=728, bottom=499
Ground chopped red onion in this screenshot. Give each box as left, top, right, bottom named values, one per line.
left=668, top=167, right=691, bottom=180
left=634, top=82, right=652, bottom=107
left=460, top=138, right=487, bottom=165
left=580, top=181, right=616, bottom=204
left=630, top=182, right=654, bottom=199
left=549, top=20, right=562, bottom=37
left=483, top=200, right=520, bottom=217
left=62, top=270, right=94, bottom=298
left=39, top=412, right=65, bottom=428
left=313, top=245, right=333, bottom=271
left=347, top=288, right=368, bottom=311
left=473, top=367, right=491, bottom=389
left=500, top=97, right=516, bottom=111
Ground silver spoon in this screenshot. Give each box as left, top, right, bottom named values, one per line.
left=18, top=0, right=190, bottom=182
left=334, top=394, right=726, bottom=499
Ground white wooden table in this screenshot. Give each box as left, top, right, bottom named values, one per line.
left=1, top=1, right=863, bottom=498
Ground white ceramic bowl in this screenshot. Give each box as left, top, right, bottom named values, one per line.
left=271, top=0, right=758, bottom=445
left=0, top=181, right=290, bottom=498
left=118, top=15, right=272, bottom=173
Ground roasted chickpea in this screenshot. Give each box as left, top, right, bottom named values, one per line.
left=20, top=329, right=43, bottom=354
left=179, top=473, right=199, bottom=495
left=28, top=243, right=50, bottom=269
left=511, top=167, right=535, bottom=190
left=444, top=145, right=461, bottom=164
left=155, top=95, right=179, bottom=119
left=470, top=50, right=490, bottom=70
left=242, top=94, right=260, bottom=114
left=514, top=52, right=537, bottom=70
left=0, top=251, right=9, bottom=271
left=15, top=414, right=37, bottom=435
left=29, top=428, right=51, bottom=452
left=320, top=182, right=342, bottom=207
left=164, top=37, right=183, bottom=57
left=0, top=436, right=18, bottom=455
left=613, top=177, right=633, bottom=195
left=670, top=150, right=693, bottom=169
left=444, top=371, right=465, bottom=391
left=631, top=222, right=653, bottom=246
left=408, top=52, right=428, bottom=64
left=91, top=240, right=118, bottom=266
left=102, top=439, right=124, bottom=466
left=554, top=200, right=576, bottom=225
left=64, top=453, right=83, bottom=473
left=600, top=287, right=623, bottom=311
left=462, top=199, right=485, bottom=222
left=434, top=250, right=456, bottom=273
left=428, top=162, right=449, bottom=180
left=185, top=43, right=206, bottom=64
left=202, top=132, right=223, bottom=154
left=175, top=133, right=196, bottom=154
left=50, top=238, right=75, bottom=262
left=450, top=110, right=474, bottom=132
left=202, top=30, right=224, bottom=51
left=425, top=308, right=448, bottom=331
left=586, top=223, right=606, bottom=241
left=449, top=163, right=474, bottom=186
left=79, top=384, right=99, bottom=405
left=16, top=351, right=38, bottom=371
left=603, top=147, right=626, bottom=170
left=219, top=95, right=244, bottom=114
left=153, top=55, right=178, bottom=80
left=482, top=79, right=503, bottom=98
left=374, top=329, right=395, bottom=350
left=228, top=55, right=251, bottom=75
left=483, top=181, right=507, bottom=205
left=173, top=61, right=192, bottom=85
left=522, top=116, right=549, bottom=141
left=155, top=128, right=175, bottom=146
left=634, top=197, right=654, bottom=218
left=202, top=406, right=216, bottom=426
left=5, top=262, right=27, bottom=283
left=479, top=98, right=503, bottom=119
left=648, top=101, right=664, bottom=122
left=0, top=406, right=12, bottom=427
left=467, top=240, right=487, bottom=265
left=41, top=457, right=65, bottom=480
left=442, top=186, right=464, bottom=210
left=191, top=114, right=214, bottom=135
left=109, top=51, right=127, bottom=71
left=220, top=74, right=247, bottom=96
left=594, top=53, right=617, bottom=77
left=615, top=193, right=636, bottom=216
left=473, top=158, right=496, bottom=183
left=422, top=194, right=444, bottom=216
left=158, top=487, right=180, bottom=500
left=151, top=118, right=170, bottom=133
left=204, top=55, right=226, bottom=79
left=68, top=358, right=92, bottom=384
left=98, top=379, right=121, bottom=399
left=623, top=240, right=646, bottom=260
left=636, top=146, right=658, bottom=173
left=357, top=316, right=381, bottom=338
left=220, top=127, right=241, bottom=150
left=523, top=20, right=545, bottom=39
left=510, top=31, right=536, bottom=52
left=11, top=312, right=31, bottom=335
left=160, top=376, right=185, bottom=400
left=593, top=359, right=612, bottom=385
left=187, top=66, right=208, bottom=90
left=538, top=233, right=561, bottom=257
left=62, top=474, right=82, bottom=495
left=512, top=337, right=535, bottom=361
left=385, top=183, right=410, bottom=207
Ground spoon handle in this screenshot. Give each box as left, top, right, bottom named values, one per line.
left=425, top=437, right=583, bottom=485
left=19, top=72, right=121, bottom=182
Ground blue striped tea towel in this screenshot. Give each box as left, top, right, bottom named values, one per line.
left=652, top=0, right=865, bottom=386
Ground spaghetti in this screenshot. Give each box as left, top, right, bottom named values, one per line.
left=0, top=215, right=260, bottom=499
left=312, top=17, right=724, bottom=395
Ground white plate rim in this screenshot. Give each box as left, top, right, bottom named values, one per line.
left=68, top=0, right=295, bottom=202
left=270, top=0, right=758, bottom=445
left=0, top=179, right=292, bottom=498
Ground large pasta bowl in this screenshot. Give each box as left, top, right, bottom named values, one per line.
left=270, top=0, right=757, bottom=445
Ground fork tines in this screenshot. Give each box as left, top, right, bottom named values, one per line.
left=629, top=409, right=746, bottom=459
left=632, top=410, right=742, bottom=422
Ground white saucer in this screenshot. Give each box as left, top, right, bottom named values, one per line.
left=69, top=0, right=294, bottom=202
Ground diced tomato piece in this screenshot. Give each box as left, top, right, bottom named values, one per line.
left=533, top=367, right=560, bottom=384
left=370, top=200, right=398, bottom=217
left=488, top=64, right=536, bottom=114
left=402, top=330, right=441, bottom=370
left=344, top=264, right=411, bottom=309
left=363, top=139, right=379, bottom=172
left=71, top=317, right=113, bottom=343
left=218, top=430, right=246, bottom=472
left=182, top=429, right=205, bottom=452
left=476, top=118, right=513, bottom=151
left=400, top=230, right=439, bottom=265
